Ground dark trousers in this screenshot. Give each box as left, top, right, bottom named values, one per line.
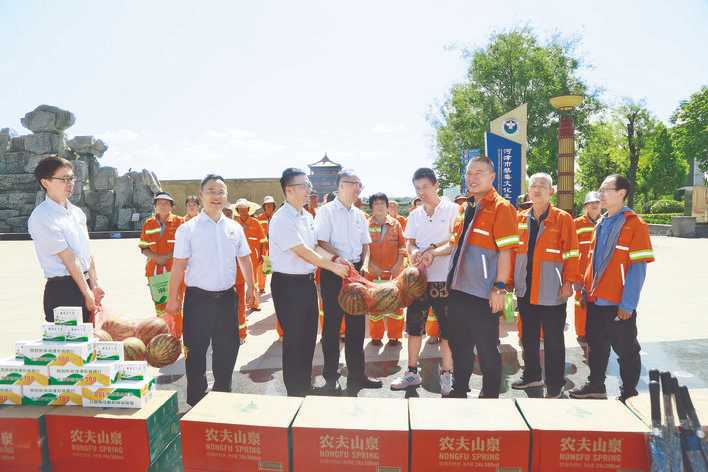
left=320, top=264, right=366, bottom=382
left=447, top=290, right=501, bottom=398
left=183, top=286, right=239, bottom=406
left=586, top=302, right=641, bottom=395
left=271, top=272, right=319, bottom=397
left=43, top=276, right=91, bottom=323
left=518, top=299, right=567, bottom=389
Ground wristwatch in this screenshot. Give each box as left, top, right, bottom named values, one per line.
left=493, top=281, right=507, bottom=294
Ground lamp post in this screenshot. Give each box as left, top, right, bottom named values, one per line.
left=550, top=95, right=583, bottom=214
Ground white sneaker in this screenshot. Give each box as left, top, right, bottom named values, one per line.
left=390, top=371, right=422, bottom=390
left=440, top=371, right=453, bottom=397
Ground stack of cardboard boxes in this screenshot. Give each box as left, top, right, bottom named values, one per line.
left=0, top=307, right=153, bottom=408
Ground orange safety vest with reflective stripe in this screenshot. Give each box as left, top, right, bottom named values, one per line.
left=368, top=216, right=406, bottom=271
left=256, top=212, right=272, bottom=255
left=574, top=215, right=596, bottom=276
left=512, top=205, right=580, bottom=305
left=584, top=210, right=654, bottom=305
left=138, top=213, right=184, bottom=277
left=237, top=216, right=267, bottom=262
left=395, top=215, right=407, bottom=231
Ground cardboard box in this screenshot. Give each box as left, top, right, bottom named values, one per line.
left=0, top=358, right=50, bottom=386
left=292, top=396, right=409, bottom=472
left=45, top=389, right=179, bottom=471
left=625, top=387, right=708, bottom=435
left=65, top=323, right=93, bottom=343
left=53, top=307, right=82, bottom=326
left=0, top=405, right=49, bottom=471
left=22, top=385, right=83, bottom=406
left=41, top=323, right=65, bottom=342
left=117, top=360, right=147, bottom=380
left=15, top=341, right=37, bottom=360
left=0, top=385, right=23, bottom=405
left=181, top=392, right=302, bottom=472
left=94, top=342, right=125, bottom=362
left=409, top=398, right=530, bottom=471
left=49, top=361, right=119, bottom=386
left=147, top=433, right=183, bottom=472
left=82, top=379, right=153, bottom=409
left=22, top=341, right=94, bottom=367
left=516, top=398, right=650, bottom=471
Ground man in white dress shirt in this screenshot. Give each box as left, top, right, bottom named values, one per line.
left=315, top=169, right=382, bottom=395
left=28, top=155, right=104, bottom=323
left=165, top=174, right=256, bottom=406
left=269, top=168, right=348, bottom=396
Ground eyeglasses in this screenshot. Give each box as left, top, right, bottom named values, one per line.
left=598, top=187, right=617, bottom=194
left=287, top=180, right=313, bottom=190
left=49, top=175, right=76, bottom=184
left=341, top=180, right=363, bottom=189
left=203, top=190, right=226, bottom=197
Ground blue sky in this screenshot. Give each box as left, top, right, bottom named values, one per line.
left=1, top=0, right=706, bottom=197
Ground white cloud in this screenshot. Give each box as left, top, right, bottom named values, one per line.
left=372, top=123, right=408, bottom=134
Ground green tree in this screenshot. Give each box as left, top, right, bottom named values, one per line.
left=616, top=101, right=657, bottom=208
left=576, top=119, right=626, bottom=193
left=638, top=123, right=688, bottom=201
left=431, top=27, right=601, bottom=190
left=671, top=86, right=708, bottom=175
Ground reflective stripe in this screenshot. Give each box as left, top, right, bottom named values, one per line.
left=615, top=245, right=629, bottom=251
left=562, top=249, right=580, bottom=260
left=239, top=323, right=247, bottom=329
left=473, top=228, right=490, bottom=236
left=145, top=227, right=161, bottom=235
left=167, top=240, right=175, bottom=243
left=620, top=263, right=625, bottom=286
left=481, top=254, right=488, bottom=280
left=555, top=267, right=563, bottom=285
left=579, top=241, right=592, bottom=245
left=518, top=223, right=528, bottom=230
left=576, top=227, right=594, bottom=235
left=259, top=238, right=268, bottom=243
left=496, top=235, right=520, bottom=248
left=629, top=249, right=654, bottom=261
left=369, top=315, right=385, bottom=321
left=138, top=240, right=156, bottom=247
left=248, top=237, right=258, bottom=241
left=387, top=313, right=404, bottom=320
left=545, top=248, right=561, bottom=254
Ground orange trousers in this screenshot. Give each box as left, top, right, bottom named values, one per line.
left=425, top=308, right=439, bottom=337
left=574, top=290, right=587, bottom=338
left=153, top=282, right=184, bottom=339
left=369, top=310, right=404, bottom=341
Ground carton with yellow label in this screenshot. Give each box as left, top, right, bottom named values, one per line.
left=0, top=358, right=50, bottom=386
left=22, top=341, right=94, bottom=367
left=15, top=340, right=37, bottom=360
left=49, top=361, right=118, bottom=386
left=93, top=341, right=124, bottom=362
left=82, top=379, right=152, bottom=409
left=0, top=384, right=23, bottom=405
left=22, top=385, right=83, bottom=406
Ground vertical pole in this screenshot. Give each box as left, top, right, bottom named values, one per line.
left=557, top=114, right=576, bottom=214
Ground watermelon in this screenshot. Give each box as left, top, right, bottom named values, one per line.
left=93, top=329, right=113, bottom=341
left=338, top=282, right=368, bottom=315
left=101, top=318, right=135, bottom=341
left=146, top=334, right=181, bottom=368
left=368, top=284, right=401, bottom=315
left=135, top=317, right=169, bottom=346
left=123, top=337, right=147, bottom=361
left=396, top=266, right=427, bottom=305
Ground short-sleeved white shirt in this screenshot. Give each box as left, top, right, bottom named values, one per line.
left=28, top=197, right=92, bottom=278
left=173, top=211, right=250, bottom=291
left=404, top=197, right=458, bottom=282
left=268, top=202, right=317, bottom=275
left=315, top=198, right=371, bottom=263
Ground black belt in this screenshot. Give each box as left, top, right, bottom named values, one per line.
left=186, top=286, right=235, bottom=298
left=273, top=272, right=315, bottom=281
left=48, top=271, right=88, bottom=281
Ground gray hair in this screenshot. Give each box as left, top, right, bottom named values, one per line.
left=336, top=168, right=360, bottom=186
left=528, top=172, right=553, bottom=188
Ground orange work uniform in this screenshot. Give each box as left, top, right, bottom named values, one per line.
left=138, top=213, right=185, bottom=337
left=573, top=214, right=596, bottom=338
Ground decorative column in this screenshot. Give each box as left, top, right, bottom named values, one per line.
left=550, top=95, right=583, bottom=214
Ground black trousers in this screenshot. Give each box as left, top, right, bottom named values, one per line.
left=183, top=286, right=239, bottom=406
left=518, top=299, right=567, bottom=389
left=43, top=275, right=91, bottom=323
left=320, top=263, right=366, bottom=382
left=271, top=272, right=319, bottom=397
left=586, top=302, right=641, bottom=395
left=447, top=290, right=501, bottom=398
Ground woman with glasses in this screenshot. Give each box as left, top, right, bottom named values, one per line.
left=28, top=155, right=104, bottom=323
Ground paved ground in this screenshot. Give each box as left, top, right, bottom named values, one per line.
left=1, top=236, right=706, bottom=413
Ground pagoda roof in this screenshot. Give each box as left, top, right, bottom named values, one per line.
left=308, top=153, right=341, bottom=169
